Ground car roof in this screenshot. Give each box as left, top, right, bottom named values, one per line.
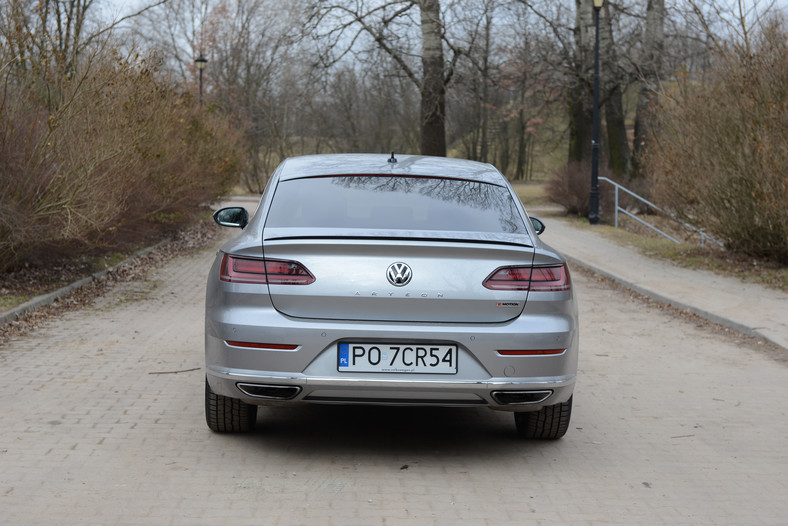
left=275, top=154, right=508, bottom=185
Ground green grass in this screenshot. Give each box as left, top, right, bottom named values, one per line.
left=93, top=253, right=127, bottom=270
left=0, top=295, right=30, bottom=312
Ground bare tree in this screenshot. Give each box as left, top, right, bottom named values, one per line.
left=632, top=0, right=665, bottom=178
left=137, top=0, right=312, bottom=191
left=134, top=0, right=213, bottom=82
left=1, top=0, right=165, bottom=88
left=446, top=0, right=499, bottom=163
left=452, top=1, right=561, bottom=179
left=419, top=0, right=449, bottom=155
left=310, top=56, right=420, bottom=154
left=507, top=4, right=549, bottom=181
left=308, top=0, right=462, bottom=156
left=208, top=0, right=306, bottom=191
left=601, top=2, right=632, bottom=178
left=524, top=0, right=636, bottom=174
left=567, top=0, right=595, bottom=164
left=683, top=0, right=778, bottom=54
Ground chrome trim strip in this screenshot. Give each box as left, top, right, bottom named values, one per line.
left=210, top=367, right=575, bottom=391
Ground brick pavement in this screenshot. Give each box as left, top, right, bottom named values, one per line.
left=1, top=225, right=787, bottom=525
left=533, top=210, right=788, bottom=350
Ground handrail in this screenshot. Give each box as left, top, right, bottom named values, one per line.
left=599, top=177, right=724, bottom=248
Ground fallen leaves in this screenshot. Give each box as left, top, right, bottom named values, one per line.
left=0, top=220, right=221, bottom=346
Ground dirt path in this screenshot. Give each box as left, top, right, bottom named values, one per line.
left=1, top=234, right=786, bottom=525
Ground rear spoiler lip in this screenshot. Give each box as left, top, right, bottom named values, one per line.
left=262, top=234, right=534, bottom=249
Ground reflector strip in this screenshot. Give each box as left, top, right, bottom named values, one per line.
left=497, top=349, right=566, bottom=356
left=225, top=341, right=299, bottom=351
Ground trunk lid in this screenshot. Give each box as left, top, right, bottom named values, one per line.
left=262, top=234, right=535, bottom=323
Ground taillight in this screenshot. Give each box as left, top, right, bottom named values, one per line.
left=221, top=255, right=267, bottom=284
left=219, top=254, right=315, bottom=285
left=483, top=263, right=570, bottom=291
left=529, top=265, right=571, bottom=291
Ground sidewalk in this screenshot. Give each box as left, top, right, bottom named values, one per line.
left=533, top=210, right=788, bottom=350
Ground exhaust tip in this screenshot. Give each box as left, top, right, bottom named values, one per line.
left=491, top=390, right=552, bottom=405
left=237, top=383, right=301, bottom=400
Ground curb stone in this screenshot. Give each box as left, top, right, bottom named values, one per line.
left=0, top=198, right=256, bottom=329
left=0, top=240, right=167, bottom=326
left=563, top=254, right=765, bottom=344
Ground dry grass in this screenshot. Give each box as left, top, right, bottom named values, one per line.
left=511, top=181, right=550, bottom=206
left=564, top=212, right=787, bottom=292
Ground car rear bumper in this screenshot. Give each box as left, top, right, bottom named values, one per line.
left=206, top=366, right=575, bottom=411
left=205, top=274, right=578, bottom=411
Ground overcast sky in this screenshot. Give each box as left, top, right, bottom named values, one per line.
left=103, top=0, right=788, bottom=36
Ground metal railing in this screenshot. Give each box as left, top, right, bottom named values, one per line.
left=599, top=177, right=724, bottom=248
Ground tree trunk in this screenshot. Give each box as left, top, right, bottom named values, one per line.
left=419, top=0, right=447, bottom=157
left=515, top=95, right=526, bottom=180
left=479, top=9, right=493, bottom=164
left=469, top=76, right=480, bottom=160
left=568, top=0, right=595, bottom=164
left=568, top=81, right=593, bottom=163
left=633, top=0, right=665, bottom=178
left=604, top=85, right=630, bottom=178
left=601, top=3, right=631, bottom=178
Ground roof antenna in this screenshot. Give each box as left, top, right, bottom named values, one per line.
left=388, top=152, right=397, bottom=164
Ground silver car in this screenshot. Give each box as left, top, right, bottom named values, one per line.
left=205, top=154, right=578, bottom=439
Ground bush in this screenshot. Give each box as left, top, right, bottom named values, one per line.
left=546, top=161, right=615, bottom=221
left=644, top=20, right=788, bottom=264
left=546, top=162, right=591, bottom=217
left=0, top=47, right=244, bottom=271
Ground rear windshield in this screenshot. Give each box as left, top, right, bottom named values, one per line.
left=264, top=176, right=527, bottom=234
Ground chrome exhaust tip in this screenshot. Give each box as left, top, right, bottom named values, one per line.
left=491, top=390, right=552, bottom=405
left=237, top=383, right=301, bottom=400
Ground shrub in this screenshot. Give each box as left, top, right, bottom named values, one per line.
left=0, top=47, right=244, bottom=271
left=546, top=161, right=615, bottom=221
left=644, top=20, right=788, bottom=264
left=546, top=162, right=591, bottom=217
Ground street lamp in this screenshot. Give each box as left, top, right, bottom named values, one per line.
left=195, top=54, right=208, bottom=106
left=588, top=0, right=604, bottom=225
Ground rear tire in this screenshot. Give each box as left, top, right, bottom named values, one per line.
left=205, top=378, right=257, bottom=433
left=514, top=396, right=572, bottom=440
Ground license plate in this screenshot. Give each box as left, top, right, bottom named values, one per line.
left=338, top=343, right=458, bottom=374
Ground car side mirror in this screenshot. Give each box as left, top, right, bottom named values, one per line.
left=530, top=217, right=546, bottom=235
left=213, top=207, right=249, bottom=229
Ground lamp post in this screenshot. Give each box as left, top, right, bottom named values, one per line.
left=195, top=54, right=208, bottom=106
left=588, top=0, right=604, bottom=225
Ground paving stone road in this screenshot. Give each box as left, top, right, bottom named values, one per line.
left=1, top=230, right=787, bottom=525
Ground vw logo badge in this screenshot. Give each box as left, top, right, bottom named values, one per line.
left=386, top=262, right=412, bottom=287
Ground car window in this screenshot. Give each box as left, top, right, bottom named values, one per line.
left=264, top=176, right=527, bottom=234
